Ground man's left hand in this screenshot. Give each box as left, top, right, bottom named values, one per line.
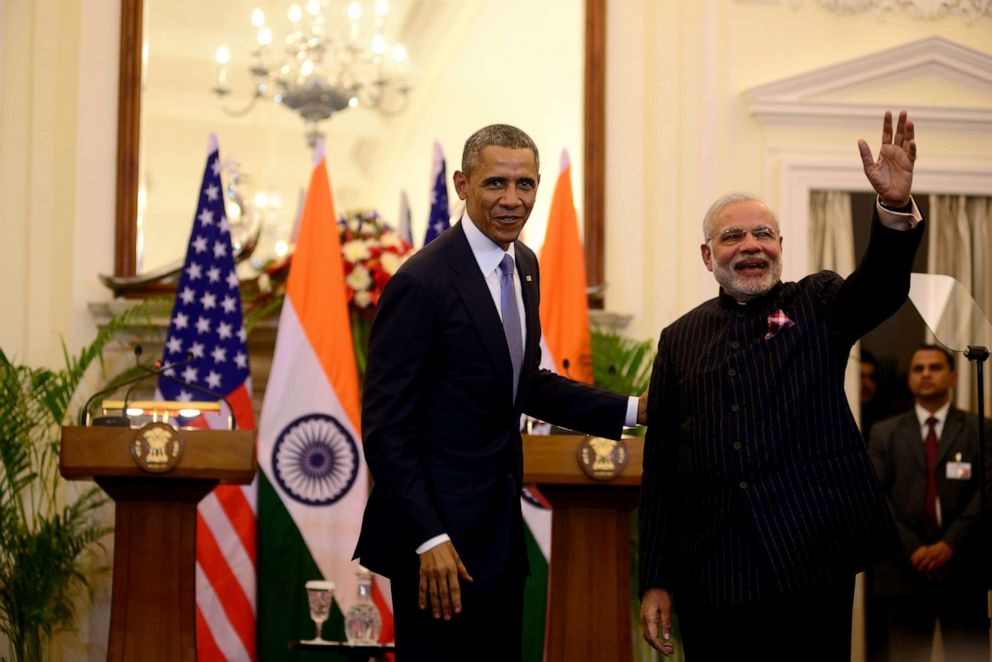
left=858, top=110, right=917, bottom=207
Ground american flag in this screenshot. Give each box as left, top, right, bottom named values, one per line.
left=158, top=135, right=257, bottom=661
left=423, top=140, right=450, bottom=245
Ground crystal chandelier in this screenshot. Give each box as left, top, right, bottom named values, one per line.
left=212, top=0, right=413, bottom=147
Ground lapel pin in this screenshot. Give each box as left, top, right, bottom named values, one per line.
left=525, top=275, right=533, bottom=282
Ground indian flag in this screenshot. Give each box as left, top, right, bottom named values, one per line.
left=256, top=148, right=393, bottom=657
left=521, top=149, right=592, bottom=661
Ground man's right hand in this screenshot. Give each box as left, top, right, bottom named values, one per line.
left=640, top=588, right=676, bottom=656
left=418, top=540, right=473, bottom=620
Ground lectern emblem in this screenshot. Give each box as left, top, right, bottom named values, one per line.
left=132, top=422, right=183, bottom=473
left=577, top=436, right=628, bottom=481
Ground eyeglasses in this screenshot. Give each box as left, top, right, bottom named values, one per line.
left=707, top=225, right=779, bottom=245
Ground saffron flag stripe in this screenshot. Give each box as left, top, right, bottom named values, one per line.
left=198, top=494, right=257, bottom=602
left=284, top=160, right=361, bottom=432
left=195, top=563, right=252, bottom=662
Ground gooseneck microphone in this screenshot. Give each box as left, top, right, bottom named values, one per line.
left=136, top=356, right=238, bottom=430
left=79, top=346, right=195, bottom=426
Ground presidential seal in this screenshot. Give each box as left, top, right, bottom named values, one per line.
left=577, top=436, right=628, bottom=481
left=132, top=422, right=183, bottom=473
left=272, top=413, right=359, bottom=505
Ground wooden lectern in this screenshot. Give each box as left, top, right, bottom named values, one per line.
left=522, top=434, right=643, bottom=662
left=61, top=424, right=255, bottom=662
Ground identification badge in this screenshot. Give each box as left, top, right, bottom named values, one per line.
left=946, top=461, right=972, bottom=480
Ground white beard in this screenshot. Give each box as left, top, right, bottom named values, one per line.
left=712, top=256, right=783, bottom=302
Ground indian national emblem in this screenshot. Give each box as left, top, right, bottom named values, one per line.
left=577, top=436, right=628, bottom=481
left=132, top=422, right=183, bottom=473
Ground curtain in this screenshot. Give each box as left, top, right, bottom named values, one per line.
left=809, top=190, right=858, bottom=417
left=926, top=194, right=992, bottom=414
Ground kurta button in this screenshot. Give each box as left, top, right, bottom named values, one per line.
left=739, top=481, right=748, bottom=489
left=731, top=404, right=740, bottom=412
left=730, top=341, right=740, bottom=349
left=733, top=442, right=742, bottom=450
left=736, top=311, right=745, bottom=318
left=728, top=368, right=737, bottom=377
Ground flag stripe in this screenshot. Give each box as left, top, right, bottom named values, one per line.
left=199, top=493, right=257, bottom=603
left=213, top=485, right=258, bottom=565
left=538, top=161, right=593, bottom=383
left=196, top=562, right=253, bottom=662
left=285, top=160, right=361, bottom=433
left=196, top=513, right=256, bottom=656
left=194, top=607, right=227, bottom=662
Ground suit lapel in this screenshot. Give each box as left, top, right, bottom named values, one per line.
left=447, top=221, right=514, bottom=402
left=936, top=407, right=965, bottom=466
left=898, top=413, right=927, bottom=474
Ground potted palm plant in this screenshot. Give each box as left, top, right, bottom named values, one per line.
left=0, top=300, right=169, bottom=661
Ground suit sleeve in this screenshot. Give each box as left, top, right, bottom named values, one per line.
left=361, top=270, right=445, bottom=547
left=824, top=210, right=924, bottom=344
left=868, top=422, right=924, bottom=556
left=518, top=253, right=628, bottom=438
left=522, top=368, right=629, bottom=440
left=638, top=331, right=680, bottom=595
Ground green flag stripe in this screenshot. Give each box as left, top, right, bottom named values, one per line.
left=257, top=472, right=349, bottom=662
left=522, top=522, right=549, bottom=662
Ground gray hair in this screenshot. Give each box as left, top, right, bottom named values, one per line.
left=702, top=192, right=776, bottom=241
left=461, top=124, right=540, bottom=177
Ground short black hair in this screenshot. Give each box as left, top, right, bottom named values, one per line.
left=461, top=124, right=539, bottom=177
left=911, top=344, right=955, bottom=370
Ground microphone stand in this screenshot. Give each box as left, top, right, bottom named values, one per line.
left=153, top=370, right=237, bottom=431
left=964, top=345, right=990, bottom=658
left=79, top=350, right=194, bottom=426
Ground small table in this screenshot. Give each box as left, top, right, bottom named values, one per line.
left=289, top=640, right=395, bottom=661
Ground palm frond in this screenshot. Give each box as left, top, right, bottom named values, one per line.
left=590, top=330, right=655, bottom=395
left=0, top=298, right=169, bottom=661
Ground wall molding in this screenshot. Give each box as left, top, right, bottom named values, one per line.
left=747, top=36, right=992, bottom=129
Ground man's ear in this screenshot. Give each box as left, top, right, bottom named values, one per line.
left=701, top=243, right=714, bottom=272
left=453, top=171, right=468, bottom=200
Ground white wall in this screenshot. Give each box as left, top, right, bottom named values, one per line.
left=0, top=0, right=117, bottom=367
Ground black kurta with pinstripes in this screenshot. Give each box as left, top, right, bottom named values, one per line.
left=639, top=213, right=924, bottom=609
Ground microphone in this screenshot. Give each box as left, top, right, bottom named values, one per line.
left=142, top=358, right=238, bottom=430
left=79, top=346, right=195, bottom=426
left=562, top=358, right=572, bottom=379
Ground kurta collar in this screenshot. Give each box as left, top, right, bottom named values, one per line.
left=717, top=281, right=785, bottom=311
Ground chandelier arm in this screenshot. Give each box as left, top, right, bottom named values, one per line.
left=215, top=92, right=263, bottom=117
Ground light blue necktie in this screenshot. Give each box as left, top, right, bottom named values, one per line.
left=499, top=254, right=523, bottom=402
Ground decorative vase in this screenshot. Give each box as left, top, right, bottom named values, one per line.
left=344, top=567, right=382, bottom=645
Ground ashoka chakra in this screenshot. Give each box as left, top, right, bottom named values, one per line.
left=272, top=413, right=359, bottom=505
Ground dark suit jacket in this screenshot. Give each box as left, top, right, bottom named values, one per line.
left=639, top=212, right=924, bottom=609
left=869, top=406, right=989, bottom=595
left=354, top=221, right=627, bottom=594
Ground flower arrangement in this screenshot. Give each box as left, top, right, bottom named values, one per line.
left=338, top=210, right=414, bottom=310
left=338, top=210, right=414, bottom=378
